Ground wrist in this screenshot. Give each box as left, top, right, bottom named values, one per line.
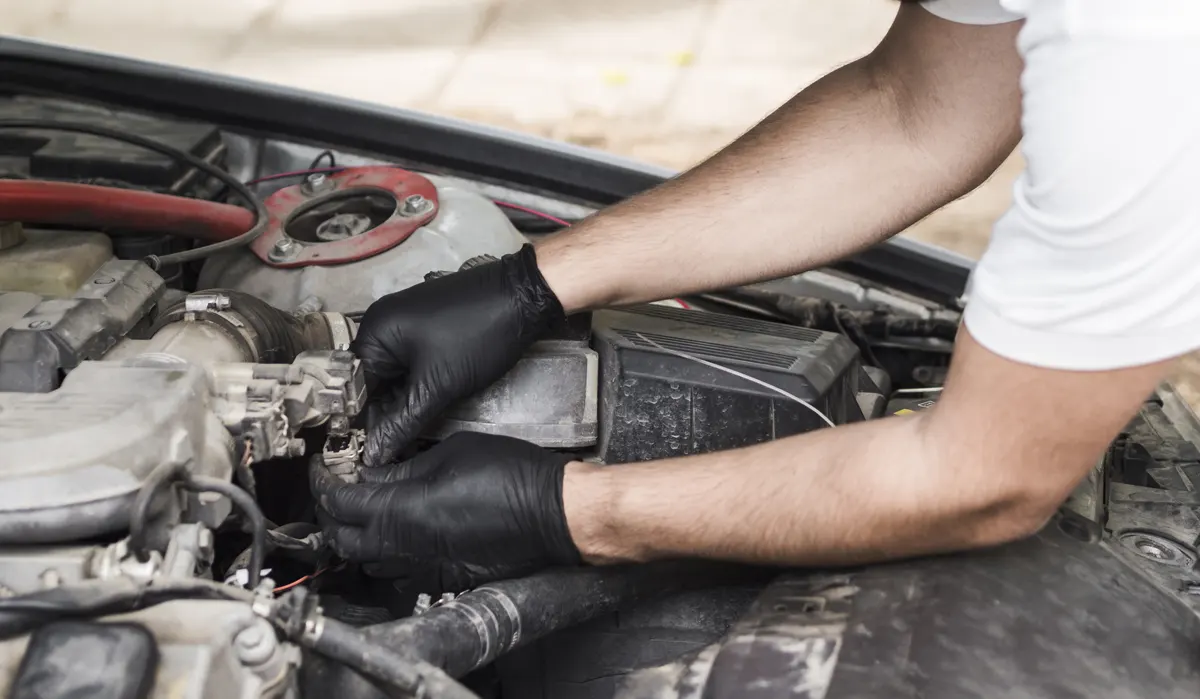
left=534, top=236, right=609, bottom=313
left=562, top=462, right=647, bottom=564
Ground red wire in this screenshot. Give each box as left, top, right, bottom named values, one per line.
left=274, top=566, right=328, bottom=593
left=491, top=199, right=573, bottom=227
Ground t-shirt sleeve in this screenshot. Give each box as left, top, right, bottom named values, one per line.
left=920, top=0, right=1021, bottom=25
left=962, top=0, right=1200, bottom=370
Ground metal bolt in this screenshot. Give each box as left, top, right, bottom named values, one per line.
left=184, top=292, right=232, bottom=313
left=270, top=237, right=298, bottom=261
left=27, top=320, right=50, bottom=329
left=93, top=276, right=116, bottom=285
left=1183, top=582, right=1200, bottom=596
left=413, top=593, right=432, bottom=615
left=1137, top=541, right=1171, bottom=560
left=1120, top=532, right=1197, bottom=568
left=440, top=592, right=456, bottom=605
left=401, top=194, right=431, bottom=216
left=307, top=173, right=327, bottom=188
left=315, top=212, right=372, bottom=241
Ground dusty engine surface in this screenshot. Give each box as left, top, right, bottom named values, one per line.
left=0, top=97, right=875, bottom=699
left=0, top=98, right=604, bottom=699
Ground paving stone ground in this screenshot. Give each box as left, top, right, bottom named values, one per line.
left=4, top=1, right=1198, bottom=403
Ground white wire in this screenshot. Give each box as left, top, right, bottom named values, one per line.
left=634, top=333, right=836, bottom=428
left=891, top=387, right=944, bottom=395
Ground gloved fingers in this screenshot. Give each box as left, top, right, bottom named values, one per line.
left=359, top=450, right=442, bottom=484
left=363, top=378, right=450, bottom=467
left=324, top=524, right=377, bottom=561
left=309, top=458, right=387, bottom=526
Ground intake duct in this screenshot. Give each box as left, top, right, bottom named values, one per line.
left=592, top=305, right=861, bottom=463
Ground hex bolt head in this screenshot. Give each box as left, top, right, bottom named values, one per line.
left=307, top=173, right=328, bottom=188
left=401, top=194, right=431, bottom=216
left=270, top=237, right=299, bottom=261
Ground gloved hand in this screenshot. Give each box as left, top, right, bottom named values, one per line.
left=352, top=244, right=564, bottom=466
left=310, top=432, right=581, bottom=589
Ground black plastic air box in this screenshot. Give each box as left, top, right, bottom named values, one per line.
left=593, top=305, right=860, bottom=463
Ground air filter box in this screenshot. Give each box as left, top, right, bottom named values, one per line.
left=592, top=306, right=860, bottom=463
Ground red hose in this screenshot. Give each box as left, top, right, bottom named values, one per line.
left=0, top=180, right=255, bottom=241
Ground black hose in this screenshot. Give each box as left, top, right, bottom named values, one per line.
left=181, top=475, right=267, bottom=589
left=305, top=616, right=480, bottom=699
left=0, top=120, right=268, bottom=269
left=307, top=563, right=765, bottom=699
left=309, top=150, right=337, bottom=169
left=0, top=578, right=252, bottom=641
left=128, top=460, right=187, bottom=561
left=364, top=563, right=757, bottom=689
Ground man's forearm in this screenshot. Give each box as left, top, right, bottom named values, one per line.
left=564, top=414, right=1021, bottom=566
left=561, top=329, right=1171, bottom=568
left=537, top=7, right=1022, bottom=313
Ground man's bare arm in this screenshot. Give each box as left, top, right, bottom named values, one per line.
left=537, top=5, right=1022, bottom=313
left=564, top=329, right=1172, bottom=565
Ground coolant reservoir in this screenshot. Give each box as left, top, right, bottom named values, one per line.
left=198, top=167, right=527, bottom=314
left=0, top=226, right=112, bottom=298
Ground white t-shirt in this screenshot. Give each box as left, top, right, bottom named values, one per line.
left=920, top=0, right=1200, bottom=370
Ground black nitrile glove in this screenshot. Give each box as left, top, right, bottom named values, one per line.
left=352, top=244, right=564, bottom=466
left=311, top=432, right=580, bottom=589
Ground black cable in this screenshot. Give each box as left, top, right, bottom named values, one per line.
left=0, top=578, right=253, bottom=641
left=181, top=475, right=267, bottom=589
left=305, top=616, right=480, bottom=699
left=309, top=150, right=337, bottom=169
left=0, top=120, right=268, bottom=269
left=128, top=460, right=187, bottom=562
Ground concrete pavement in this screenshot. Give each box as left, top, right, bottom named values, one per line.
left=0, top=1, right=891, bottom=163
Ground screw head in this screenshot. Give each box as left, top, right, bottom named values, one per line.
left=307, top=173, right=327, bottom=188
left=401, top=194, right=431, bottom=216
left=27, top=320, right=50, bottom=329
left=270, top=237, right=298, bottom=261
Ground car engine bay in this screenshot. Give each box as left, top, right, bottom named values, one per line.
left=0, top=91, right=1198, bottom=699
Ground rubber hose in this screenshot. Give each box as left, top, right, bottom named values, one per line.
left=150, top=290, right=335, bottom=364
left=181, top=476, right=266, bottom=590
left=0, top=120, right=267, bottom=269
left=0, top=180, right=256, bottom=240
left=311, top=562, right=766, bottom=699
left=0, top=578, right=253, bottom=641
left=128, top=460, right=187, bottom=562
left=305, top=617, right=480, bottom=699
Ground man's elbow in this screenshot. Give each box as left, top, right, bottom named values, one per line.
left=958, top=484, right=1064, bottom=549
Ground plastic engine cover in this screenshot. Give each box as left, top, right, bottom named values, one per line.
left=0, top=362, right=234, bottom=544
left=593, top=305, right=860, bottom=463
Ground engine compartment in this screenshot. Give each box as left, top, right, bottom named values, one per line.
left=0, top=90, right=1195, bottom=699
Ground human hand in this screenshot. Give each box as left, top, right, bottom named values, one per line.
left=310, top=432, right=581, bottom=589
left=351, top=244, right=564, bottom=465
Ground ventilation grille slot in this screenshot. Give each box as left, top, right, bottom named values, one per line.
left=617, top=330, right=797, bottom=369
left=630, top=305, right=825, bottom=343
